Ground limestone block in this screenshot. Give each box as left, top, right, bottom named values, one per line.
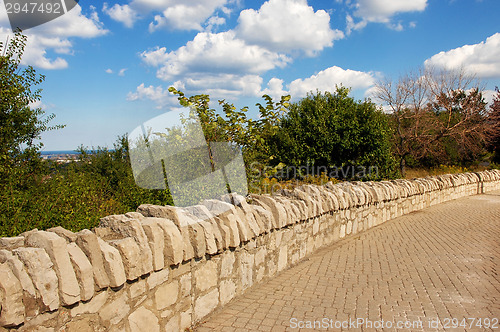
left=251, top=205, right=273, bottom=232
left=0, top=236, right=24, bottom=250
left=66, top=243, right=94, bottom=301
left=219, top=279, right=236, bottom=305
left=179, top=273, right=192, bottom=298
left=154, top=218, right=184, bottom=266
left=70, top=290, right=108, bottom=316
left=239, top=251, right=254, bottom=290
left=237, top=205, right=261, bottom=237
left=220, top=251, right=235, bottom=278
left=137, top=204, right=197, bottom=227
left=188, top=222, right=207, bottom=258
left=108, top=237, right=142, bottom=281
left=179, top=226, right=195, bottom=262
left=155, top=281, right=178, bottom=310
left=147, top=269, right=170, bottom=290
left=96, top=238, right=126, bottom=288
left=128, top=307, right=159, bottom=332
left=0, top=263, right=24, bottom=327
left=204, top=199, right=251, bottom=242
left=197, top=220, right=218, bottom=255
left=249, top=195, right=283, bottom=229
left=0, top=249, right=36, bottom=298
left=75, top=229, right=110, bottom=290
left=13, top=247, right=59, bottom=311
left=99, top=217, right=153, bottom=276
left=194, top=260, right=218, bottom=292
left=140, top=219, right=165, bottom=271
left=211, top=216, right=233, bottom=249
left=220, top=192, right=247, bottom=206
left=99, top=291, right=129, bottom=325
left=47, top=226, right=77, bottom=243
left=194, top=289, right=219, bottom=321
left=25, top=231, right=81, bottom=306
left=183, top=206, right=222, bottom=252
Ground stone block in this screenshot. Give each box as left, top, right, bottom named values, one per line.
left=0, top=263, right=24, bottom=327
left=47, top=226, right=77, bottom=243
left=108, top=237, right=142, bottom=281
left=194, top=260, right=218, bottom=292
left=154, top=218, right=184, bottom=266
left=0, top=236, right=24, bottom=250
left=219, top=279, right=236, bottom=305
left=99, top=217, right=153, bottom=276
left=13, top=247, right=59, bottom=311
left=75, top=229, right=110, bottom=290
left=25, top=231, right=81, bottom=306
left=67, top=243, right=94, bottom=301
left=194, top=289, right=219, bottom=321
left=155, top=281, right=178, bottom=310
left=140, top=219, right=165, bottom=271
left=97, top=238, right=126, bottom=288
left=99, top=291, right=129, bottom=325
left=128, top=307, right=159, bottom=332
left=239, top=251, right=254, bottom=290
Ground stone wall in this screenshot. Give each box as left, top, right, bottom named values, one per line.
left=0, top=170, right=499, bottom=331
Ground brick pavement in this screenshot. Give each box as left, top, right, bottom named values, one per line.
left=193, top=191, right=500, bottom=331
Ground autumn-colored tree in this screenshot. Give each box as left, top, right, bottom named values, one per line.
left=488, top=87, right=500, bottom=163
left=373, top=67, right=490, bottom=175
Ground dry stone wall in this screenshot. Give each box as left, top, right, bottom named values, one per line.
left=0, top=170, right=499, bottom=331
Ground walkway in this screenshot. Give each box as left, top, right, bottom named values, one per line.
left=194, top=191, right=500, bottom=331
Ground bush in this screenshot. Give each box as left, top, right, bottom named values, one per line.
left=271, top=87, right=398, bottom=180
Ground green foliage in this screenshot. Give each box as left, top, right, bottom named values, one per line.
left=168, top=87, right=290, bottom=165
left=0, top=135, right=174, bottom=237
left=0, top=31, right=63, bottom=182
left=271, top=87, right=398, bottom=180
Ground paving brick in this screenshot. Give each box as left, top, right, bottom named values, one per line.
left=193, top=191, right=500, bottom=331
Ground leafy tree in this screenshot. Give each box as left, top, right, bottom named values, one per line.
left=0, top=31, right=63, bottom=182
left=168, top=87, right=291, bottom=167
left=271, top=87, right=397, bottom=180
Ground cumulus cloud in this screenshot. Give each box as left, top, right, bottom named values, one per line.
left=347, top=0, right=427, bottom=33
left=424, top=33, right=500, bottom=79
left=103, top=0, right=231, bottom=31
left=237, top=0, right=343, bottom=55
left=127, top=83, right=177, bottom=108
left=141, top=31, right=291, bottom=81
left=288, top=66, right=376, bottom=98
left=103, top=3, right=138, bottom=28
left=0, top=5, right=107, bottom=69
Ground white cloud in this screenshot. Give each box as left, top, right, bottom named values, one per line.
left=127, top=83, right=177, bottom=108
left=103, top=3, right=138, bottom=28
left=104, top=0, right=231, bottom=31
left=424, top=33, right=500, bottom=79
left=105, top=69, right=114, bottom=74
left=0, top=5, right=107, bottom=70
left=149, top=0, right=228, bottom=31
left=118, top=68, right=128, bottom=76
left=141, top=31, right=291, bottom=81
left=288, top=66, right=376, bottom=98
left=262, top=78, right=288, bottom=100
left=237, top=0, right=343, bottom=56
left=347, top=0, right=427, bottom=32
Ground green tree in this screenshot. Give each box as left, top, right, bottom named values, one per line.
left=0, top=31, right=63, bottom=182
left=272, top=87, right=397, bottom=180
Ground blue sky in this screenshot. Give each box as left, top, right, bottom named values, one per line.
left=0, top=0, right=499, bottom=151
